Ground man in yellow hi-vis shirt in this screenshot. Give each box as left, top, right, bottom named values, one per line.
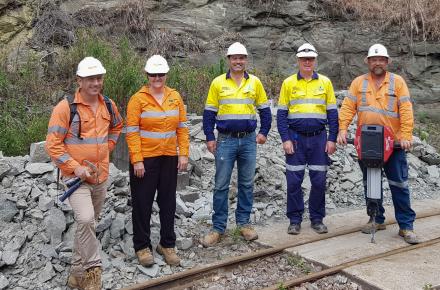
left=277, top=43, right=338, bottom=235
left=201, top=42, right=272, bottom=247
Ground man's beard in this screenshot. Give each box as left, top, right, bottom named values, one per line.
left=372, top=67, right=385, bottom=76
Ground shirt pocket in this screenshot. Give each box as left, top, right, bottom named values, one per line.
left=358, top=88, right=372, bottom=105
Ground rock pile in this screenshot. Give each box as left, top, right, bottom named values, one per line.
left=1, top=91, right=439, bottom=289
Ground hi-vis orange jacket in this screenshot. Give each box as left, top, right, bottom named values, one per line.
left=126, top=85, right=189, bottom=164
left=46, top=90, right=123, bottom=184
left=339, top=72, right=414, bottom=141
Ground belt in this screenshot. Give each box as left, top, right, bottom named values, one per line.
left=219, top=131, right=253, bottom=138
left=296, top=128, right=325, bottom=137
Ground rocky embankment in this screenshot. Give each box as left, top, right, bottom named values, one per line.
left=1, top=93, right=440, bottom=289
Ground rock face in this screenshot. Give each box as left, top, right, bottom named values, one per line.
left=1, top=0, right=439, bottom=109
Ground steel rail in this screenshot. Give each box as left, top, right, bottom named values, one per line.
left=262, top=236, right=440, bottom=290
left=121, top=210, right=439, bottom=290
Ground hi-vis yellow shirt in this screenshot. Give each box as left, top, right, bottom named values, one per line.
left=203, top=72, right=271, bottom=141
left=277, top=72, right=338, bottom=142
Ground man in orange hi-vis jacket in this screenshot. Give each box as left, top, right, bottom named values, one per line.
left=46, top=56, right=122, bottom=290
left=337, top=44, right=418, bottom=245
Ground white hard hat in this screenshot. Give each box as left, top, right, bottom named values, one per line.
left=76, top=57, right=106, bottom=77
left=366, top=44, right=389, bottom=58
left=144, top=55, right=170, bottom=74
left=226, top=42, right=248, bottom=56
left=296, top=43, right=318, bottom=58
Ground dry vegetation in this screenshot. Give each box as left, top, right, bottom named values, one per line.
left=318, top=0, right=440, bottom=41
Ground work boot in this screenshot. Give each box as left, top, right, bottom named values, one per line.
left=67, top=273, right=85, bottom=290
left=311, top=221, right=328, bottom=234
left=398, top=229, right=419, bottom=244
left=239, top=225, right=258, bottom=241
left=200, top=231, right=221, bottom=247
left=156, top=245, right=181, bottom=266
left=361, top=218, right=386, bottom=234
left=287, top=223, right=301, bottom=235
left=136, top=248, right=154, bottom=267
left=84, top=267, right=102, bottom=290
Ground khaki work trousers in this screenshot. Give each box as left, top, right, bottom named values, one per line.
left=68, top=181, right=107, bottom=276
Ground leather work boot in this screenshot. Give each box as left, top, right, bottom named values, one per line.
left=156, top=245, right=181, bottom=266
left=200, top=231, right=221, bottom=247
left=287, top=223, right=301, bottom=235
left=311, top=221, right=328, bottom=234
left=67, top=273, right=86, bottom=290
left=399, top=229, right=419, bottom=244
left=361, top=218, right=386, bottom=234
left=240, top=225, right=258, bottom=241
left=136, top=248, right=154, bottom=267
left=84, top=267, right=102, bottom=290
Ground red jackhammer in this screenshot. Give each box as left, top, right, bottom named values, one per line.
left=348, top=125, right=401, bottom=243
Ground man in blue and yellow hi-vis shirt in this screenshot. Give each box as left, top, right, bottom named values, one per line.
left=277, top=43, right=338, bottom=235
left=201, top=42, right=272, bottom=247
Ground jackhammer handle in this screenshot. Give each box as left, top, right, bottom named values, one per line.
left=59, top=180, right=82, bottom=202
left=346, top=138, right=402, bottom=149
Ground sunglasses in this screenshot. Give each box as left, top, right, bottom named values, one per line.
left=147, top=73, right=166, bottom=78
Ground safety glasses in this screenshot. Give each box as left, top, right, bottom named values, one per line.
left=147, top=73, right=166, bottom=78
left=297, top=48, right=317, bottom=53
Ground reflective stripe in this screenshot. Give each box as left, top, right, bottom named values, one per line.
left=326, top=104, right=337, bottom=110
left=361, top=78, right=369, bottom=106
left=347, top=94, right=357, bottom=102
left=205, top=105, right=218, bottom=112
left=257, top=102, right=270, bottom=109
left=141, top=110, right=178, bottom=118
left=47, top=125, right=68, bottom=135
left=358, top=106, right=399, bottom=118
left=286, top=164, right=306, bottom=171
left=219, top=98, right=254, bottom=105
left=288, top=113, right=327, bottom=119
left=64, top=136, right=108, bottom=145
left=388, top=73, right=395, bottom=96
left=178, top=122, right=188, bottom=128
left=126, top=126, right=140, bottom=133
left=56, top=153, right=71, bottom=164
left=387, top=73, right=396, bottom=111
left=398, top=96, right=411, bottom=106
left=277, top=105, right=288, bottom=110
left=308, top=165, right=328, bottom=171
left=140, top=130, right=176, bottom=139
left=289, top=99, right=326, bottom=105
left=108, top=134, right=119, bottom=142
left=388, top=179, right=408, bottom=189
left=216, top=114, right=257, bottom=120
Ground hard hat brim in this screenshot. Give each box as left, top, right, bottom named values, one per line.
left=77, top=68, right=106, bottom=77
left=296, top=51, right=318, bottom=58
left=364, top=56, right=391, bottom=64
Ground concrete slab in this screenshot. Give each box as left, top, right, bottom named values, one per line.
left=255, top=199, right=440, bottom=290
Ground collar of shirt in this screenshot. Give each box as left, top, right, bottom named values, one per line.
left=226, top=70, right=249, bottom=80
left=366, top=71, right=390, bottom=84
left=297, top=71, right=319, bottom=80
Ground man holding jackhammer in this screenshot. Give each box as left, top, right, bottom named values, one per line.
left=337, top=44, right=418, bottom=244
left=46, top=57, right=123, bottom=289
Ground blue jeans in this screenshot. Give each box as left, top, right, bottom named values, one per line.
left=359, top=149, right=416, bottom=230
left=212, top=132, right=257, bottom=233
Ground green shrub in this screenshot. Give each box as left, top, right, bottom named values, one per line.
left=0, top=99, right=50, bottom=156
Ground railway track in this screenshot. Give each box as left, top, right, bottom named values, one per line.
left=121, top=209, right=440, bottom=290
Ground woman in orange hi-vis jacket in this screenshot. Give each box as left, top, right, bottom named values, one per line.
left=126, top=55, right=189, bottom=267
